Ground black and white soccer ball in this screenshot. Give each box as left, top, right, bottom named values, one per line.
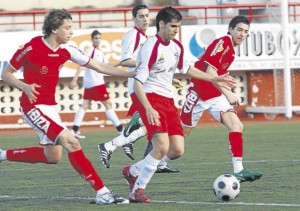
left=213, top=174, right=240, bottom=201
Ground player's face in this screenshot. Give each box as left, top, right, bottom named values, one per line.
left=134, top=8, right=150, bottom=33
left=55, top=19, right=74, bottom=44
left=92, top=34, right=101, bottom=48
left=229, top=22, right=249, bottom=46
left=159, top=19, right=181, bottom=42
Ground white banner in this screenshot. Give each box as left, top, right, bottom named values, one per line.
left=182, top=23, right=300, bottom=70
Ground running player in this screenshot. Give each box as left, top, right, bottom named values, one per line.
left=0, top=9, right=131, bottom=205
left=122, top=6, right=237, bottom=203
left=180, top=15, right=263, bottom=183
left=69, top=30, right=123, bottom=139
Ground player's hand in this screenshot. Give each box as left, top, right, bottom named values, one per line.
left=212, top=73, right=237, bottom=90
left=68, top=79, right=77, bottom=89
left=172, top=78, right=183, bottom=89
left=24, top=83, right=40, bottom=104
left=146, top=107, right=161, bottom=126
left=226, top=93, right=240, bottom=107
left=127, top=71, right=137, bottom=78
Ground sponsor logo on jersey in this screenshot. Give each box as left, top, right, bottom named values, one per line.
left=27, top=108, right=50, bottom=133
left=40, top=66, right=48, bottom=74
left=157, top=54, right=165, bottom=64
left=16, top=46, right=32, bottom=62
left=48, top=53, right=59, bottom=57
left=183, top=90, right=198, bottom=113
left=210, top=39, right=224, bottom=56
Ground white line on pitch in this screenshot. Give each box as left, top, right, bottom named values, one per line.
left=0, top=195, right=300, bottom=207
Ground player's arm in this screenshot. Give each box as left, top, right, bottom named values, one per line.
left=120, top=59, right=136, bottom=68
left=206, top=65, right=239, bottom=106
left=86, top=59, right=136, bottom=78
left=69, top=65, right=84, bottom=89
left=1, top=65, right=40, bottom=103
left=133, top=79, right=160, bottom=126
left=187, top=66, right=236, bottom=90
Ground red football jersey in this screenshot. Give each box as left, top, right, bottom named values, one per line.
left=10, top=36, right=89, bottom=106
left=190, top=35, right=235, bottom=100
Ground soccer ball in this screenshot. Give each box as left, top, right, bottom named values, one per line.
left=213, top=174, right=240, bottom=201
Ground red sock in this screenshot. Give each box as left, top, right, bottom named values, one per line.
left=6, top=147, right=48, bottom=163
left=228, top=132, right=243, bottom=157
left=68, top=149, right=104, bottom=191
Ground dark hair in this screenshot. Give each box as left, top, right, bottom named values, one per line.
left=155, top=6, right=182, bottom=32
left=132, top=4, right=149, bottom=18
left=91, top=30, right=101, bottom=39
left=42, top=9, right=72, bottom=38
left=227, top=15, right=250, bottom=35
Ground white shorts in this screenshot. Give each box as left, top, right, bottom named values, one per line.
left=20, top=104, right=67, bottom=145
left=180, top=90, right=234, bottom=127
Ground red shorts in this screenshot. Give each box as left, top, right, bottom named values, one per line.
left=132, top=93, right=184, bottom=140
left=83, top=84, right=109, bottom=101
left=127, top=93, right=138, bottom=117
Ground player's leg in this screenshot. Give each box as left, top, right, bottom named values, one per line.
left=221, top=112, right=262, bottom=182
left=71, top=99, right=90, bottom=139
left=98, top=125, right=147, bottom=168
left=143, top=140, right=180, bottom=173
left=58, top=129, right=128, bottom=204
left=210, top=95, right=262, bottom=182
left=101, top=95, right=123, bottom=134
left=0, top=104, right=64, bottom=164
left=129, top=132, right=169, bottom=203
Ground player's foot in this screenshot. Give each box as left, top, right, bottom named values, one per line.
left=123, top=112, right=141, bottom=137
left=98, top=143, right=112, bottom=168
left=95, top=190, right=129, bottom=205
left=234, top=169, right=263, bottom=182
left=129, top=188, right=150, bottom=203
left=0, top=149, right=3, bottom=162
left=122, top=143, right=134, bottom=160
left=70, top=129, right=86, bottom=139
left=122, top=165, right=137, bottom=191
left=156, top=165, right=180, bottom=173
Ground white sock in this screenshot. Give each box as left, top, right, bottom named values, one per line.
left=73, top=107, right=85, bottom=126
left=130, top=159, right=145, bottom=177
left=0, top=150, right=7, bottom=161
left=97, top=186, right=110, bottom=195
left=104, top=141, right=117, bottom=152
left=158, top=155, right=170, bottom=168
left=232, top=157, right=243, bottom=173
left=132, top=155, right=160, bottom=192
left=113, top=127, right=147, bottom=147
left=105, top=109, right=121, bottom=127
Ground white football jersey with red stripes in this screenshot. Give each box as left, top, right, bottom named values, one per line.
left=135, top=34, right=190, bottom=98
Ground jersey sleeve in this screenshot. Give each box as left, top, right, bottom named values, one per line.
left=134, top=39, right=154, bottom=84
left=120, top=30, right=136, bottom=62
left=64, top=44, right=90, bottom=66
left=204, top=38, right=229, bottom=71
left=9, top=43, right=32, bottom=71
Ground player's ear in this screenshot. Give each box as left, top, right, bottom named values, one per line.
left=159, top=20, right=164, bottom=30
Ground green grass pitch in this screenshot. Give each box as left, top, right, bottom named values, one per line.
left=0, top=121, right=300, bottom=210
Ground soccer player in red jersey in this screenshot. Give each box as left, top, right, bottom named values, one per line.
left=69, top=30, right=123, bottom=139
left=180, top=15, right=263, bottom=182
left=122, top=6, right=236, bottom=203
left=0, top=9, right=132, bottom=205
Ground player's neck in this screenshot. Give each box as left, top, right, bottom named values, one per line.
left=44, top=37, right=61, bottom=49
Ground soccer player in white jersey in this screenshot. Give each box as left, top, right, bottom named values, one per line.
left=0, top=9, right=131, bottom=205
left=69, top=30, right=123, bottom=139
left=122, top=6, right=237, bottom=203
left=98, top=5, right=183, bottom=173
left=180, top=15, right=262, bottom=183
